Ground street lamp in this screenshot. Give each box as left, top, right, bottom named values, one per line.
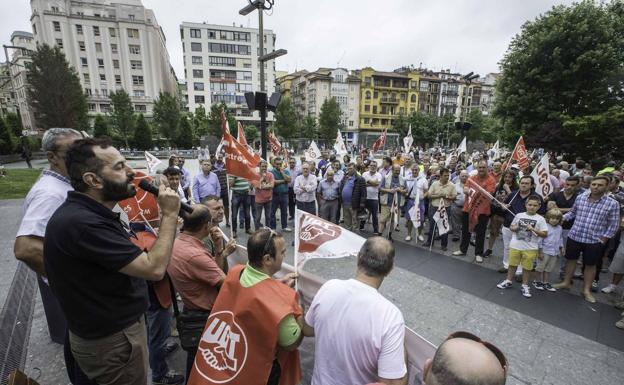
left=238, top=0, right=287, bottom=159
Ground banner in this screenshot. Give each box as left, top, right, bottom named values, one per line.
left=403, top=125, right=414, bottom=154
left=465, top=178, right=493, bottom=232
left=509, top=136, right=529, bottom=171
left=305, top=141, right=321, bottom=162
left=144, top=151, right=161, bottom=175
left=237, top=122, right=248, bottom=146
left=118, top=172, right=159, bottom=223
left=294, top=209, right=366, bottom=269
left=408, top=189, right=421, bottom=228
left=445, top=137, right=466, bottom=166
left=372, top=128, right=387, bottom=152
left=268, top=130, right=282, bottom=156
left=334, top=130, right=348, bottom=156
left=222, top=132, right=261, bottom=182
left=530, top=154, right=554, bottom=198
left=433, top=205, right=450, bottom=235
left=488, top=140, right=500, bottom=160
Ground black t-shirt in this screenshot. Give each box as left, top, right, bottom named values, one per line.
left=44, top=191, right=147, bottom=339
left=547, top=191, right=578, bottom=230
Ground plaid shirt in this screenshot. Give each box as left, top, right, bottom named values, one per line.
left=564, top=191, right=620, bottom=244
left=42, top=169, right=71, bottom=185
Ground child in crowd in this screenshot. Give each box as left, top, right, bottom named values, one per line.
left=497, top=195, right=548, bottom=298
left=533, top=209, right=564, bottom=292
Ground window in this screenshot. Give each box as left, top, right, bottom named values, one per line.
left=97, top=59, right=104, bottom=68
left=100, top=103, right=111, bottom=112
left=373, top=106, right=378, bottom=114
left=132, top=75, right=144, bottom=85
left=363, top=118, right=370, bottom=124
left=109, top=27, right=116, bottom=37
left=193, top=82, right=204, bottom=91
left=115, top=75, right=121, bottom=85
left=364, top=105, right=370, bottom=112
left=88, top=103, right=96, bottom=111
left=365, top=91, right=371, bottom=100
left=236, top=83, right=252, bottom=92
left=113, top=59, right=119, bottom=69
left=130, top=60, right=142, bottom=70
left=128, top=45, right=140, bottom=54
left=83, top=73, right=90, bottom=83
left=195, top=95, right=205, bottom=104
left=53, top=21, right=61, bottom=32
left=93, top=26, right=100, bottom=36
left=191, top=56, right=202, bottom=64
left=207, top=30, right=216, bottom=38
left=127, top=28, right=139, bottom=38
left=349, top=121, right=354, bottom=127
left=191, top=42, right=202, bottom=52
left=128, top=14, right=135, bottom=21
left=95, top=43, right=102, bottom=52
left=80, top=57, right=88, bottom=66
left=84, top=88, right=92, bottom=96
left=76, top=24, right=83, bottom=34
left=78, top=41, right=85, bottom=51
left=411, top=94, right=417, bottom=103
left=190, top=29, right=201, bottom=38
left=192, top=69, right=203, bottom=78
left=32, top=24, right=37, bottom=34
left=51, top=6, right=59, bottom=12
left=134, top=90, right=145, bottom=97
left=209, top=56, right=236, bottom=67
left=110, top=43, right=117, bottom=53
left=373, top=91, right=379, bottom=99
left=99, top=74, right=106, bottom=81
left=208, top=43, right=250, bottom=55
left=55, top=38, right=63, bottom=48
left=134, top=104, right=147, bottom=112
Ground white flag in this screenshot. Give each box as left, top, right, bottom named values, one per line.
left=457, top=136, right=467, bottom=155
left=432, top=205, right=450, bottom=235
left=334, top=130, right=348, bottom=156
left=403, top=125, right=414, bottom=154
left=408, top=189, right=421, bottom=228
left=294, top=209, right=366, bottom=269
left=530, top=154, right=554, bottom=198
left=489, top=140, right=500, bottom=160
left=305, top=140, right=322, bottom=162
left=144, top=151, right=161, bottom=175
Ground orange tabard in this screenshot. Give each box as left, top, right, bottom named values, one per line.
left=188, top=264, right=302, bottom=385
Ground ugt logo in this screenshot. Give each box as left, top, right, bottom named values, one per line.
left=298, top=214, right=342, bottom=253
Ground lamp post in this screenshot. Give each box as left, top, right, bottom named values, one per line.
left=239, top=0, right=287, bottom=159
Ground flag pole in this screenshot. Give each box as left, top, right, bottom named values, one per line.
left=429, top=217, right=437, bottom=253
left=294, top=208, right=300, bottom=292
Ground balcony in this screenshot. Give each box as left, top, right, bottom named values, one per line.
left=380, top=97, right=399, bottom=104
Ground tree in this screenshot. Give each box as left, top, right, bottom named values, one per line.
left=109, top=90, right=135, bottom=148
left=244, top=124, right=259, bottom=143
left=273, top=97, right=298, bottom=139
left=176, top=115, right=194, bottom=149
left=301, top=116, right=317, bottom=139
left=193, top=104, right=209, bottom=137
left=133, top=114, right=152, bottom=150
left=207, top=102, right=237, bottom=138
left=318, top=97, right=342, bottom=141
left=0, top=117, right=15, bottom=154
left=5, top=112, right=23, bottom=137
left=153, top=92, right=180, bottom=144
left=494, top=0, right=624, bottom=163
left=93, top=114, right=109, bottom=138
left=27, top=44, right=88, bottom=130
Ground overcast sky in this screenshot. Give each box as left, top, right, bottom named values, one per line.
left=2, top=0, right=575, bottom=79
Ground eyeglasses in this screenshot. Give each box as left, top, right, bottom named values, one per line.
left=445, top=331, right=507, bottom=372
left=261, top=228, right=278, bottom=256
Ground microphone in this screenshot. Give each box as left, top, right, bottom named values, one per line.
left=138, top=179, right=193, bottom=214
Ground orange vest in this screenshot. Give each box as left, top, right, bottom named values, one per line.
left=129, top=231, right=172, bottom=308
left=188, top=264, right=302, bottom=385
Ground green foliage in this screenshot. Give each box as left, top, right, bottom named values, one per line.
left=0, top=117, right=16, bottom=154
left=318, top=97, right=342, bottom=141
left=273, top=97, right=298, bottom=139
left=153, top=92, right=181, bottom=144
left=301, top=116, right=317, bottom=139
left=109, top=89, right=135, bottom=148
left=465, top=110, right=498, bottom=144
left=244, top=124, right=258, bottom=143
left=93, top=114, right=109, bottom=138
left=494, top=0, right=624, bottom=161
left=4, top=113, right=23, bottom=137
left=193, top=104, right=209, bottom=137
left=27, top=44, right=88, bottom=130
left=207, top=102, right=237, bottom=138
left=176, top=115, right=194, bottom=149
left=133, top=114, right=152, bottom=150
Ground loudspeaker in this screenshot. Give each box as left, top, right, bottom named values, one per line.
left=267, top=92, right=282, bottom=112
left=244, top=92, right=256, bottom=110
left=255, top=92, right=267, bottom=111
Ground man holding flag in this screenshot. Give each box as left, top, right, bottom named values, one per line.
left=423, top=168, right=457, bottom=251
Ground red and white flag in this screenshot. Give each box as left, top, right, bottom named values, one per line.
left=144, top=151, right=161, bottom=175
left=465, top=178, right=495, bottom=232
left=433, top=205, right=450, bottom=235
left=222, top=132, right=261, bottom=182
left=509, top=136, right=529, bottom=171
left=237, top=121, right=248, bottom=146
left=530, top=154, right=554, bottom=198
left=220, top=110, right=231, bottom=136
left=294, top=209, right=366, bottom=270
left=334, top=129, right=348, bottom=156
left=268, top=130, right=282, bottom=156
left=372, top=128, right=387, bottom=152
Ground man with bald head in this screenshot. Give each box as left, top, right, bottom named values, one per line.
left=423, top=332, right=507, bottom=385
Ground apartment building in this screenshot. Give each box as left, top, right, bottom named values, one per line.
left=5, top=31, right=37, bottom=132
left=30, top=0, right=178, bottom=118
left=180, top=22, right=277, bottom=122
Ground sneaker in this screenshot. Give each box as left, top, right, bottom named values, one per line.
left=283, top=227, right=293, bottom=232
left=497, top=280, right=512, bottom=289
left=153, top=371, right=185, bottom=385
left=615, top=301, right=624, bottom=310
left=405, top=235, right=412, bottom=241
left=591, top=280, right=598, bottom=292
left=498, top=267, right=508, bottom=274
left=616, top=318, right=624, bottom=330
left=543, top=283, right=557, bottom=292
left=484, top=249, right=492, bottom=257
left=601, top=284, right=617, bottom=294
left=164, top=342, right=179, bottom=355
left=521, top=285, right=532, bottom=298
left=583, top=292, right=596, bottom=303
left=452, top=250, right=466, bottom=256
left=232, top=232, right=237, bottom=239
left=475, top=255, right=483, bottom=263
left=418, top=234, right=425, bottom=242
left=533, top=281, right=544, bottom=290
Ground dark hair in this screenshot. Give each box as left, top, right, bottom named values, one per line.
left=168, top=155, right=178, bottom=167
left=526, top=194, right=541, bottom=205
left=201, top=195, right=221, bottom=204
left=66, top=137, right=113, bottom=192
left=357, top=237, right=395, bottom=277
left=592, top=175, right=610, bottom=184
left=383, top=156, right=392, bottom=166
left=182, top=206, right=212, bottom=233
left=439, top=167, right=450, bottom=175
left=163, top=166, right=181, bottom=177
left=247, top=229, right=283, bottom=267
left=497, top=170, right=518, bottom=190
left=566, top=175, right=580, bottom=184
left=519, top=175, right=534, bottom=186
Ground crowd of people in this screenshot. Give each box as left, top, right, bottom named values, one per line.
left=11, top=127, right=624, bottom=385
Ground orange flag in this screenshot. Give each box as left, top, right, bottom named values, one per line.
left=222, top=132, right=261, bottom=182
left=268, top=130, right=282, bottom=156
left=509, top=136, right=529, bottom=171
left=372, top=128, right=387, bottom=152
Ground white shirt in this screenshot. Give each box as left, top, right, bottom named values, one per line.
left=17, top=170, right=72, bottom=238
left=294, top=174, right=318, bottom=202
left=305, top=279, right=407, bottom=385
left=362, top=171, right=382, bottom=200
left=405, top=172, right=428, bottom=200
left=510, top=212, right=548, bottom=250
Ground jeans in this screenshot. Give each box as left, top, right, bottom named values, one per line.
left=255, top=201, right=272, bottom=229
left=297, top=200, right=317, bottom=215
left=450, top=206, right=463, bottom=239
left=231, top=192, right=251, bottom=231
left=459, top=212, right=489, bottom=256
left=427, top=205, right=448, bottom=247
left=270, top=192, right=289, bottom=229
left=365, top=199, right=379, bottom=233
left=146, top=305, right=172, bottom=380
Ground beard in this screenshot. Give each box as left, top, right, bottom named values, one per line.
left=102, top=175, right=136, bottom=201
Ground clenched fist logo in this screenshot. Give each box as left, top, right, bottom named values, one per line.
left=298, top=213, right=342, bottom=253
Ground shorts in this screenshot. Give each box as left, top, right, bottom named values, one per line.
left=509, top=248, right=538, bottom=271
left=535, top=253, right=559, bottom=273
left=380, top=205, right=391, bottom=223
left=564, top=238, right=604, bottom=266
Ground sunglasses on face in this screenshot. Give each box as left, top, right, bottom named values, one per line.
left=445, top=331, right=507, bottom=372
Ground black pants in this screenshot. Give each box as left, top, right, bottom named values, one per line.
left=288, top=187, right=296, bottom=218
left=459, top=212, right=489, bottom=256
